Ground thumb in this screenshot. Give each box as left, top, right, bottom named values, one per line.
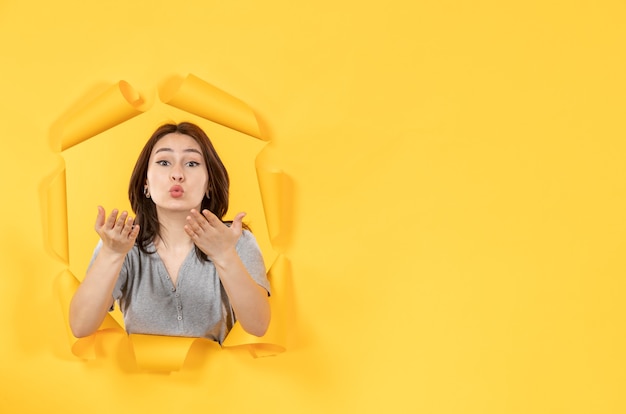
left=231, top=212, right=246, bottom=233
left=95, top=206, right=105, bottom=229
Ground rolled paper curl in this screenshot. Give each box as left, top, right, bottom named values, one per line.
left=256, top=167, right=293, bottom=252
left=129, top=334, right=202, bottom=372
left=59, top=81, right=145, bottom=151
left=160, top=74, right=266, bottom=141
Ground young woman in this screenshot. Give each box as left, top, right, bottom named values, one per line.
left=69, top=122, right=270, bottom=343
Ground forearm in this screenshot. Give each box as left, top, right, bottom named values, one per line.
left=69, top=251, right=125, bottom=338
left=213, top=250, right=271, bottom=337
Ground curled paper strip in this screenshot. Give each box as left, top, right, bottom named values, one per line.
left=50, top=74, right=290, bottom=371
left=129, top=334, right=207, bottom=372
left=256, top=167, right=293, bottom=252
left=160, top=74, right=266, bottom=141
left=58, top=81, right=145, bottom=150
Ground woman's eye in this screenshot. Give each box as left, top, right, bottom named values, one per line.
left=186, top=161, right=200, bottom=167
left=157, top=160, right=170, bottom=166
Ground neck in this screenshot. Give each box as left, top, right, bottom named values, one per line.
left=154, top=209, right=195, bottom=252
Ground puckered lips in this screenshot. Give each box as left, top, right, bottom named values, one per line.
left=169, top=185, right=184, bottom=198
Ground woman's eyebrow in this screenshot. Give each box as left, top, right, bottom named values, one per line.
left=154, top=147, right=202, bottom=155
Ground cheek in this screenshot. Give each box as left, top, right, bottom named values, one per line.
left=196, top=170, right=209, bottom=188
left=145, top=167, right=160, bottom=185
left=193, top=177, right=209, bottom=195
left=145, top=166, right=153, bottom=183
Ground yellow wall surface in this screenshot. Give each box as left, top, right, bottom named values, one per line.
left=1, top=0, right=626, bottom=412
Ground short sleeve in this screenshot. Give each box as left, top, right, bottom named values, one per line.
left=236, top=230, right=271, bottom=295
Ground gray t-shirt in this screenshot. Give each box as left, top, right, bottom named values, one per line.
left=90, top=230, right=270, bottom=344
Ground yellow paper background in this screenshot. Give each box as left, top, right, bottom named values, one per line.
left=2, top=1, right=626, bottom=413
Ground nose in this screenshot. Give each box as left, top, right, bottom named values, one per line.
left=171, top=164, right=184, bottom=182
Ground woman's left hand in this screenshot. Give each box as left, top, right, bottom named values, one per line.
left=186, top=209, right=270, bottom=336
left=184, top=209, right=245, bottom=263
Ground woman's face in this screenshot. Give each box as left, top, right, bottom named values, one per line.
left=145, top=132, right=209, bottom=214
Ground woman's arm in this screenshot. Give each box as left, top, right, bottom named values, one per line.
left=185, top=209, right=270, bottom=337
left=212, top=249, right=271, bottom=336
left=69, top=207, right=139, bottom=338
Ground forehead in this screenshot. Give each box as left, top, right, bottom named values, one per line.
left=152, top=132, right=203, bottom=154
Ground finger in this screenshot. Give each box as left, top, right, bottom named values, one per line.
left=129, top=224, right=140, bottom=241
left=184, top=224, right=198, bottom=239
left=189, top=209, right=209, bottom=226
left=114, top=211, right=128, bottom=232
left=186, top=214, right=205, bottom=233
left=231, top=212, right=246, bottom=234
left=105, top=209, right=119, bottom=229
left=121, top=215, right=135, bottom=237
left=94, top=206, right=106, bottom=229
left=201, top=209, right=220, bottom=226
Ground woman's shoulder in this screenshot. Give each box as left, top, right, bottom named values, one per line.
left=239, top=228, right=258, bottom=242
left=236, top=228, right=261, bottom=252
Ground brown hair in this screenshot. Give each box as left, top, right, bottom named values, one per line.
left=128, top=122, right=231, bottom=260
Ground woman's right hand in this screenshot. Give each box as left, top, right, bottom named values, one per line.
left=95, top=206, right=139, bottom=255
left=69, top=206, right=139, bottom=338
